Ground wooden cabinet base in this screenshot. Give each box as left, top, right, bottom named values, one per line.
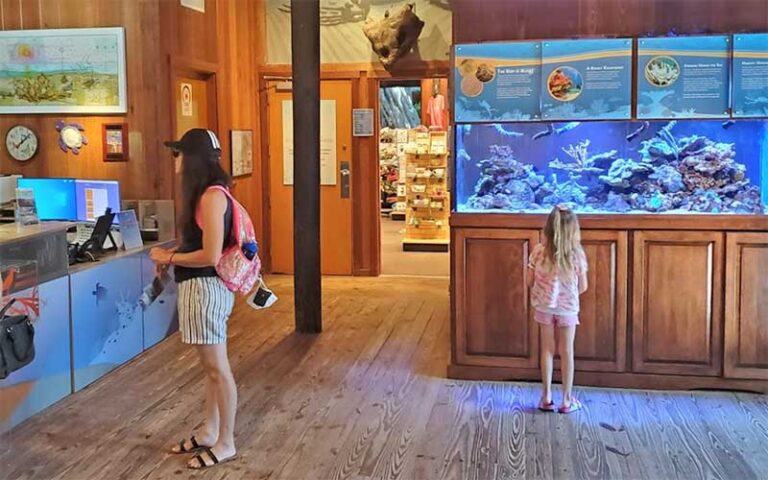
left=451, top=217, right=768, bottom=393
left=447, top=364, right=768, bottom=394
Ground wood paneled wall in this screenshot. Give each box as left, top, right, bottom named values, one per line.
left=0, top=0, right=265, bottom=246
left=452, top=0, right=768, bottom=43
left=0, top=0, right=172, bottom=200
left=216, top=0, right=266, bottom=248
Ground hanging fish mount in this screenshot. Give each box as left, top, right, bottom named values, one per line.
left=362, top=3, right=425, bottom=69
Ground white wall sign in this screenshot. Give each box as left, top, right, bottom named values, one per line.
left=352, top=108, right=374, bottom=137
left=180, top=83, right=193, bottom=117
left=282, top=100, right=337, bottom=186
left=181, top=0, right=205, bottom=13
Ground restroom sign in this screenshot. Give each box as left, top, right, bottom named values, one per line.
left=181, top=83, right=193, bottom=117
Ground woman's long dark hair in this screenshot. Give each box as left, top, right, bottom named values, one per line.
left=179, top=151, right=232, bottom=241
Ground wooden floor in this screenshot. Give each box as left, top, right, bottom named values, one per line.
left=1, top=276, right=767, bottom=480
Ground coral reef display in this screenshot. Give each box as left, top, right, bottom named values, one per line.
left=459, top=120, right=766, bottom=214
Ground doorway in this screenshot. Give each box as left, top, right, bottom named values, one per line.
left=266, top=80, right=354, bottom=275
left=378, top=78, right=450, bottom=277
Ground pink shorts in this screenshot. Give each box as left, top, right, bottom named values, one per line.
left=534, top=310, right=580, bottom=327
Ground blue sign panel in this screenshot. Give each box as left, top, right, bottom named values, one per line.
left=454, top=42, right=541, bottom=122
left=733, top=34, right=768, bottom=118
left=637, top=36, right=731, bottom=119
left=540, top=39, right=632, bottom=120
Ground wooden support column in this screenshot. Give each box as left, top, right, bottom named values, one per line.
left=291, top=0, right=322, bottom=333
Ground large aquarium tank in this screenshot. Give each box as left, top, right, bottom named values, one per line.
left=455, top=120, right=768, bottom=214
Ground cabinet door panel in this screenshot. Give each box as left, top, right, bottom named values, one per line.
left=572, top=231, right=628, bottom=372
left=725, top=233, right=768, bottom=380
left=632, top=231, right=723, bottom=376
left=454, top=229, right=538, bottom=368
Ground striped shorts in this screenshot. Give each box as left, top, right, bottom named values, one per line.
left=177, top=277, right=235, bottom=345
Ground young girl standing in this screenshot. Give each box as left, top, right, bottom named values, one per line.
left=527, top=205, right=588, bottom=414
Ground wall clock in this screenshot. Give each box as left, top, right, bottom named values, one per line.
left=56, top=120, right=87, bottom=154
left=5, top=125, right=39, bottom=162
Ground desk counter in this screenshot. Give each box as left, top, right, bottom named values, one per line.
left=0, top=226, right=179, bottom=433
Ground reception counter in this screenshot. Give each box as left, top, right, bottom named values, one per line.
left=0, top=223, right=178, bottom=432
left=449, top=213, right=768, bottom=393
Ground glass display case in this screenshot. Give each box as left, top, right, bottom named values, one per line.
left=455, top=119, right=767, bottom=214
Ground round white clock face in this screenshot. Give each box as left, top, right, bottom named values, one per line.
left=6, top=125, right=38, bottom=162
left=61, top=126, right=83, bottom=149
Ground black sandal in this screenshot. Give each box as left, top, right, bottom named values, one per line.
left=171, top=435, right=205, bottom=454
left=188, top=446, right=237, bottom=470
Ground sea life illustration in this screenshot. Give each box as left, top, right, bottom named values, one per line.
left=460, top=120, right=766, bottom=215
left=92, top=282, right=108, bottom=306
left=0, top=28, right=125, bottom=113
left=547, top=66, right=583, bottom=101
left=645, top=56, right=680, bottom=87
left=94, top=296, right=140, bottom=361
left=460, top=74, right=483, bottom=97
left=475, top=63, right=495, bottom=83
left=1, top=287, right=40, bottom=320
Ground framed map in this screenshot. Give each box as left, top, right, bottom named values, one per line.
left=0, top=27, right=127, bottom=114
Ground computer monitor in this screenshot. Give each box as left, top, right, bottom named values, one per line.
left=16, top=178, right=77, bottom=221
left=75, top=180, right=121, bottom=222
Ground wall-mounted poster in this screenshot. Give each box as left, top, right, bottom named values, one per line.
left=282, top=100, right=337, bottom=185
left=0, top=28, right=127, bottom=114
left=454, top=42, right=541, bottom=122
left=230, top=130, right=254, bottom=177
left=540, top=38, right=632, bottom=120
left=733, top=34, right=768, bottom=118
left=637, top=36, right=730, bottom=119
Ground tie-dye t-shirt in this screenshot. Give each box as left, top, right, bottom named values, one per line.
left=528, top=243, right=588, bottom=315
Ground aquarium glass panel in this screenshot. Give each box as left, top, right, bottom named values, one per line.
left=455, top=120, right=767, bottom=214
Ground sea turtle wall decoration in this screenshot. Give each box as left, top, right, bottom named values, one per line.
left=362, top=3, right=425, bottom=69
left=56, top=120, right=87, bottom=154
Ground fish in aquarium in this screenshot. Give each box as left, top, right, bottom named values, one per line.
left=460, top=120, right=766, bottom=214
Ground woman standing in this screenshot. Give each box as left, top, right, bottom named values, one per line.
left=150, top=128, right=238, bottom=469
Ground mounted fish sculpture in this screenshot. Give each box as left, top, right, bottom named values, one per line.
left=362, top=3, right=425, bottom=69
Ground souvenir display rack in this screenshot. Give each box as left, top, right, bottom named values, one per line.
left=403, top=152, right=450, bottom=251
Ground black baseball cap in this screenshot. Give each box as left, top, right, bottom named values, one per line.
left=164, top=128, right=222, bottom=155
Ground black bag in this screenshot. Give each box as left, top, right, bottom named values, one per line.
left=0, top=299, right=35, bottom=380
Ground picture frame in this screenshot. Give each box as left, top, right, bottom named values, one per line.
left=0, top=27, right=127, bottom=114
left=230, top=129, right=254, bottom=177
left=102, top=123, right=128, bottom=162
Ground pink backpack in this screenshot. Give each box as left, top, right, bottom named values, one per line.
left=197, top=186, right=261, bottom=294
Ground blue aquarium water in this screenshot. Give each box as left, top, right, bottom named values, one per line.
left=455, top=120, right=768, bottom=214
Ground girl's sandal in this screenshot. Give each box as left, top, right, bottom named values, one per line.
left=171, top=435, right=208, bottom=454
left=188, top=446, right=237, bottom=470
left=558, top=397, right=583, bottom=414
left=538, top=399, right=556, bottom=412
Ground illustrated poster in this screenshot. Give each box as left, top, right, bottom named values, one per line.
left=637, top=36, right=730, bottom=119
left=540, top=38, right=632, bottom=120
left=454, top=42, right=541, bottom=122
left=732, top=33, right=768, bottom=118
left=0, top=27, right=127, bottom=114
left=282, top=100, right=337, bottom=186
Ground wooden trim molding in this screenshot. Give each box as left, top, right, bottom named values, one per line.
left=450, top=212, right=768, bottom=232
left=261, top=60, right=450, bottom=79
left=446, top=364, right=767, bottom=394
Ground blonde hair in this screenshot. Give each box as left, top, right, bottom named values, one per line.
left=543, top=205, right=582, bottom=274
